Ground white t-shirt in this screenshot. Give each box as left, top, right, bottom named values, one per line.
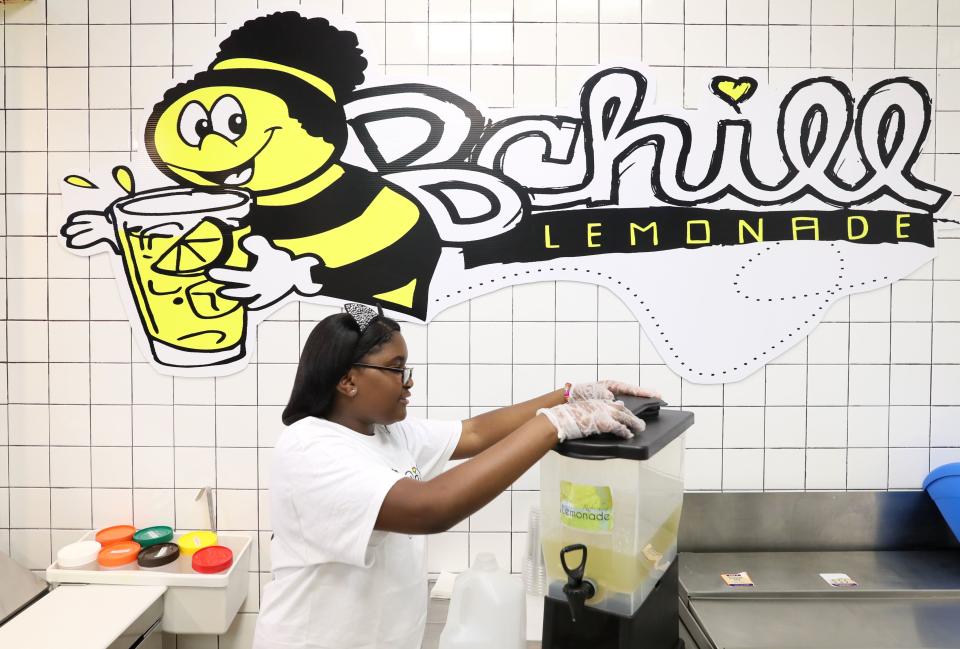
left=254, top=415, right=462, bottom=649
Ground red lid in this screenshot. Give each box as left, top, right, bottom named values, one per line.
left=192, top=545, right=233, bottom=574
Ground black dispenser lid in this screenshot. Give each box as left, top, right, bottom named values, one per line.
left=553, top=397, right=694, bottom=461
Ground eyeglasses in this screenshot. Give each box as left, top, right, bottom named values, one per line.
left=353, top=363, right=414, bottom=385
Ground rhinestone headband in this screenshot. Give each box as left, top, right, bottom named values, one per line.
left=344, top=302, right=384, bottom=332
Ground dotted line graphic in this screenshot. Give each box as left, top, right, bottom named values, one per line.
left=433, top=242, right=890, bottom=378
left=735, top=242, right=847, bottom=302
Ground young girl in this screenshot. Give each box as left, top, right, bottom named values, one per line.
left=254, top=303, right=659, bottom=649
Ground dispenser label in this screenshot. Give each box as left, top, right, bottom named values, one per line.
left=559, top=481, right=614, bottom=532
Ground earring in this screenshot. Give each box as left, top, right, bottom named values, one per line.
left=350, top=389, right=357, bottom=395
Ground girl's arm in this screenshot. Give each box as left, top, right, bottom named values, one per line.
left=375, top=399, right=643, bottom=535
left=376, top=413, right=559, bottom=535
left=451, top=388, right=566, bottom=460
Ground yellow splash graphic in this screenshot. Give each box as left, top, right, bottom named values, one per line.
left=64, top=175, right=98, bottom=189
left=112, top=166, right=136, bottom=194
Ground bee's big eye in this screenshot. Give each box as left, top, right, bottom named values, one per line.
left=211, top=95, right=246, bottom=142
left=178, top=101, right=211, bottom=147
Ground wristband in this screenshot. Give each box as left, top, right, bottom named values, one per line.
left=562, top=382, right=572, bottom=402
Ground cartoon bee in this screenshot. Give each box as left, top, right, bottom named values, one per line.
left=67, top=12, right=443, bottom=319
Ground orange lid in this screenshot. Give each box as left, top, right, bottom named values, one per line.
left=98, top=541, right=141, bottom=567
left=95, top=525, right=136, bottom=546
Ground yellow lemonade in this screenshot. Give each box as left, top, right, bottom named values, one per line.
left=110, top=187, right=252, bottom=368
left=117, top=221, right=251, bottom=355
left=541, top=504, right=682, bottom=605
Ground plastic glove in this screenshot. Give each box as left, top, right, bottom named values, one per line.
left=537, top=399, right=646, bottom=442
left=569, top=380, right=662, bottom=402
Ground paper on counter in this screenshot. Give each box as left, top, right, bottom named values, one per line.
left=430, top=571, right=458, bottom=599
left=720, top=571, right=754, bottom=587
left=820, top=573, right=858, bottom=587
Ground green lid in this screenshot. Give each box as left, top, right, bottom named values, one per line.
left=133, top=525, right=174, bottom=548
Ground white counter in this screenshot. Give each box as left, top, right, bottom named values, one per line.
left=0, top=584, right=166, bottom=649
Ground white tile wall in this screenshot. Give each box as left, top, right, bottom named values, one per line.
left=1, top=0, right=958, bottom=645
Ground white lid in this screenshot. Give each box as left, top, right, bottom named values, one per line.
left=57, top=541, right=102, bottom=568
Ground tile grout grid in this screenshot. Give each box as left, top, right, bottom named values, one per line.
left=0, top=1, right=958, bottom=645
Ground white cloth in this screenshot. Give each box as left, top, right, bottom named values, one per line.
left=254, top=415, right=462, bottom=649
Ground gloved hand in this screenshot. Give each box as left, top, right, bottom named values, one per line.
left=569, top=379, right=662, bottom=402
left=537, top=399, right=646, bottom=442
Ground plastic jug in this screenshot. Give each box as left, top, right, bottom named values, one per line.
left=438, top=553, right=525, bottom=649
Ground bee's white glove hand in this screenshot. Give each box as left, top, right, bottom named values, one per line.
left=537, top=399, right=646, bottom=442
left=208, top=235, right=323, bottom=310
left=60, top=210, right=118, bottom=254
left=569, top=380, right=662, bottom=402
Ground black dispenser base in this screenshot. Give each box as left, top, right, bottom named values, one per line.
left=542, top=558, right=682, bottom=649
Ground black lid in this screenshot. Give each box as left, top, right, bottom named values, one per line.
left=138, top=542, right=180, bottom=568
left=553, top=405, right=694, bottom=461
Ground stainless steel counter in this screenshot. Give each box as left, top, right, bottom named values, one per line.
left=678, top=492, right=960, bottom=649
left=681, top=550, right=960, bottom=648
left=686, top=596, right=960, bottom=649
left=681, top=549, right=960, bottom=599
left=0, top=549, right=47, bottom=625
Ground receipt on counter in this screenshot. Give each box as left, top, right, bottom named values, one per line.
left=720, top=571, right=754, bottom=587
left=820, top=573, right=858, bottom=587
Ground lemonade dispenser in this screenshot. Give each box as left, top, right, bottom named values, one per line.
left=539, top=398, right=692, bottom=649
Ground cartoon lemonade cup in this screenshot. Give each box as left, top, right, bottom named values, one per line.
left=110, top=187, right=252, bottom=368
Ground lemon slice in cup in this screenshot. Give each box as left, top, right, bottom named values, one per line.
left=152, top=218, right=231, bottom=276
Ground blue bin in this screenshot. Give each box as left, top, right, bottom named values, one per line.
left=923, top=462, right=960, bottom=542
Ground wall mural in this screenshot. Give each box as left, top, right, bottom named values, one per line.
left=59, top=9, right=959, bottom=381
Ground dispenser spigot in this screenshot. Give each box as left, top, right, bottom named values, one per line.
left=560, top=543, right=596, bottom=622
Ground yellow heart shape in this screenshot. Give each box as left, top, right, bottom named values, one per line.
left=717, top=80, right=752, bottom=102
